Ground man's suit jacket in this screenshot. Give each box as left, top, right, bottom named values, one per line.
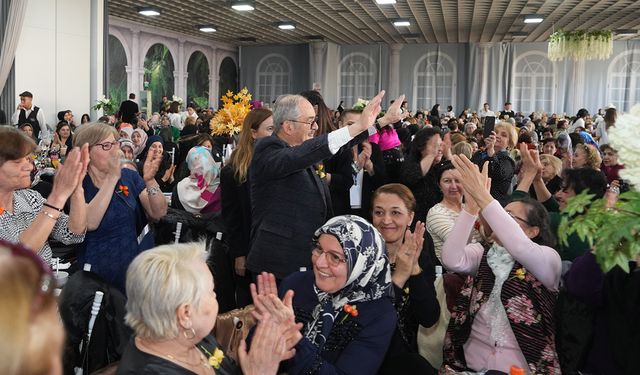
left=119, top=100, right=139, bottom=124
left=247, top=134, right=334, bottom=279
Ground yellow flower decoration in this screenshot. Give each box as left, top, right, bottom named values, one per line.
left=514, top=267, right=527, bottom=280
left=210, top=87, right=254, bottom=136
left=200, top=346, right=225, bottom=369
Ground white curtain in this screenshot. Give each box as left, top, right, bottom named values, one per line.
left=0, top=0, right=28, bottom=94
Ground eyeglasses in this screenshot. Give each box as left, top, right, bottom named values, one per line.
left=0, top=239, right=53, bottom=315
left=289, top=116, right=319, bottom=127
left=311, top=244, right=347, bottom=267
left=506, top=211, right=532, bottom=226
left=93, top=141, right=120, bottom=151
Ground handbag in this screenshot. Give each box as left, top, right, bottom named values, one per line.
left=212, top=305, right=256, bottom=362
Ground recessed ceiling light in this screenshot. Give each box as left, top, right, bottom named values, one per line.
left=231, top=1, right=255, bottom=11
left=615, top=29, right=637, bottom=36
left=376, top=0, right=397, bottom=4
left=277, top=22, right=296, bottom=30
left=198, top=25, right=217, bottom=33
left=392, top=18, right=411, bottom=27
left=138, top=6, right=161, bottom=16
left=524, top=14, right=544, bottom=24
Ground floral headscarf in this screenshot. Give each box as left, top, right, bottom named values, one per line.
left=176, top=146, right=221, bottom=214
left=305, top=215, right=392, bottom=348
left=132, top=128, right=148, bottom=157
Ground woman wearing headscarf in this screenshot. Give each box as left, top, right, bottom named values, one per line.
left=172, top=146, right=221, bottom=214
left=131, top=128, right=148, bottom=159
left=251, top=215, right=397, bottom=375
left=137, top=135, right=176, bottom=193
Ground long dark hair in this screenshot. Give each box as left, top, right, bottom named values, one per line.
left=299, top=90, right=335, bottom=136
left=511, top=196, right=556, bottom=248
left=409, top=127, right=441, bottom=161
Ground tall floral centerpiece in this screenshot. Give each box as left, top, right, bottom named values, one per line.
left=548, top=30, right=613, bottom=61
left=559, top=104, right=640, bottom=272
left=92, top=95, right=117, bottom=115
left=210, top=88, right=252, bottom=137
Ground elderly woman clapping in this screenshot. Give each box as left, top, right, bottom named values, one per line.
left=0, top=127, right=88, bottom=264
left=117, top=242, right=298, bottom=375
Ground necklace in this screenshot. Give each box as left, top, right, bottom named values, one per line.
left=136, top=338, right=213, bottom=372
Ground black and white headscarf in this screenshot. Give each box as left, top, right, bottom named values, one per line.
left=305, top=215, right=392, bottom=349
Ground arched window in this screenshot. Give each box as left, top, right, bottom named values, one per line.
left=413, top=52, right=456, bottom=111
left=607, top=50, right=640, bottom=112
left=144, top=43, right=175, bottom=103
left=339, top=53, right=377, bottom=107
left=186, top=51, right=210, bottom=108
left=108, top=35, right=127, bottom=106
left=513, top=52, right=554, bottom=114
left=256, top=54, right=290, bottom=104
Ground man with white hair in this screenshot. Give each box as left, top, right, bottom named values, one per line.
left=247, top=92, right=386, bottom=280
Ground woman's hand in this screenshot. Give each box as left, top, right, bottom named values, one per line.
left=519, top=143, right=542, bottom=180
left=422, top=134, right=442, bottom=161
left=352, top=91, right=385, bottom=135
left=451, top=155, right=493, bottom=210
left=70, top=144, right=90, bottom=197
left=392, top=221, right=425, bottom=287
left=484, top=131, right=496, bottom=157
left=48, top=145, right=88, bottom=206
left=442, top=132, right=453, bottom=160
left=238, top=314, right=299, bottom=375
left=161, top=164, right=176, bottom=183
left=143, top=149, right=162, bottom=183
left=378, top=95, right=410, bottom=127
left=357, top=142, right=372, bottom=169
left=235, top=256, right=247, bottom=277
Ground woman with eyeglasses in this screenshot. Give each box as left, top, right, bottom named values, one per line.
left=440, top=155, right=562, bottom=374
left=0, top=240, right=65, bottom=375
left=250, top=215, right=397, bottom=375
left=0, top=127, right=87, bottom=265
left=73, top=123, right=167, bottom=293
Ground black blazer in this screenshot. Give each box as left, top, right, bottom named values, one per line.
left=247, top=134, right=334, bottom=279
left=220, top=165, right=252, bottom=259
left=119, top=100, right=139, bottom=124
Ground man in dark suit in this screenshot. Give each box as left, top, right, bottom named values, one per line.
left=119, top=93, right=139, bottom=124
left=247, top=92, right=385, bottom=280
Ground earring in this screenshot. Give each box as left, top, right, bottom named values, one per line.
left=183, top=328, right=196, bottom=340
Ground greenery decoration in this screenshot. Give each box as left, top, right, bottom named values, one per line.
left=548, top=30, right=613, bottom=61
left=210, top=88, right=252, bottom=136
left=558, top=104, right=640, bottom=272
left=92, top=95, right=117, bottom=115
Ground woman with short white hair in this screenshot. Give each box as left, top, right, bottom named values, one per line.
left=117, top=242, right=299, bottom=375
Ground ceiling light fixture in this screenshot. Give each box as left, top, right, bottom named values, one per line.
left=392, top=18, right=411, bottom=27
left=277, top=22, right=296, bottom=30
left=615, top=29, right=637, bottom=36
left=197, top=25, right=217, bottom=33
left=376, top=0, right=397, bottom=4
left=524, top=14, right=544, bottom=24
left=138, top=6, right=161, bottom=16
left=231, top=1, right=255, bottom=11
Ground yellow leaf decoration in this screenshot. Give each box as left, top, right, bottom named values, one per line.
left=210, top=87, right=253, bottom=136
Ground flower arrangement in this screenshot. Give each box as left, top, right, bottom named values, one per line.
left=92, top=95, right=117, bottom=115
left=352, top=98, right=385, bottom=118
left=559, top=104, right=640, bottom=272
left=171, top=95, right=184, bottom=105
left=548, top=30, right=612, bottom=61
left=199, top=346, right=225, bottom=369
left=210, top=88, right=253, bottom=136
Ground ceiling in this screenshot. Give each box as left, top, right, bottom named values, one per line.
left=107, top=0, right=640, bottom=46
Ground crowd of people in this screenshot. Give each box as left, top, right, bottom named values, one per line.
left=1, top=85, right=638, bottom=375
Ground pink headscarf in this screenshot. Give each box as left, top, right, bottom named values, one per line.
left=132, top=129, right=148, bottom=157
left=176, top=146, right=221, bottom=214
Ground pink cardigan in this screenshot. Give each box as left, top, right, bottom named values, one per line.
left=442, top=200, right=561, bottom=372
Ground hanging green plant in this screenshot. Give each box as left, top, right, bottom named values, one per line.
left=548, top=30, right=612, bottom=61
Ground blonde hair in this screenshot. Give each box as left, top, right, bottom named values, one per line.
left=452, top=141, right=473, bottom=159
left=540, top=154, right=563, bottom=177
left=228, top=108, right=273, bottom=183
left=494, top=122, right=518, bottom=149
left=0, top=243, right=58, bottom=375
left=125, top=242, right=210, bottom=340
left=73, top=122, right=118, bottom=148
left=575, top=143, right=602, bottom=170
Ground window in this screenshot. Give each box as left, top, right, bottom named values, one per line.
left=339, top=53, right=377, bottom=107
left=413, top=52, right=456, bottom=111
left=608, top=50, right=640, bottom=112
left=256, top=54, right=291, bottom=103
left=513, top=52, right=554, bottom=113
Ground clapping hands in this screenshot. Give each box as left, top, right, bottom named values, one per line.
left=392, top=221, right=425, bottom=287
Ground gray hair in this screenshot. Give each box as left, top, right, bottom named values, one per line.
left=272, top=94, right=304, bottom=134
left=125, top=242, right=210, bottom=339
left=73, top=122, right=118, bottom=148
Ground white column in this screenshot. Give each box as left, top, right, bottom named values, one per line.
left=89, top=0, right=105, bottom=119
left=311, top=42, right=326, bottom=90
left=130, top=29, right=140, bottom=96
left=125, top=66, right=132, bottom=96
left=388, top=44, right=403, bottom=101
left=177, top=39, right=186, bottom=100
left=572, top=60, right=586, bottom=114
left=478, top=43, right=492, bottom=110
left=208, top=47, right=218, bottom=109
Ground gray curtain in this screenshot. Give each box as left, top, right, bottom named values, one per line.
left=0, top=0, right=19, bottom=124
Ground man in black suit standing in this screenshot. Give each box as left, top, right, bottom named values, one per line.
left=119, top=93, right=139, bottom=124
left=247, top=91, right=386, bottom=280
